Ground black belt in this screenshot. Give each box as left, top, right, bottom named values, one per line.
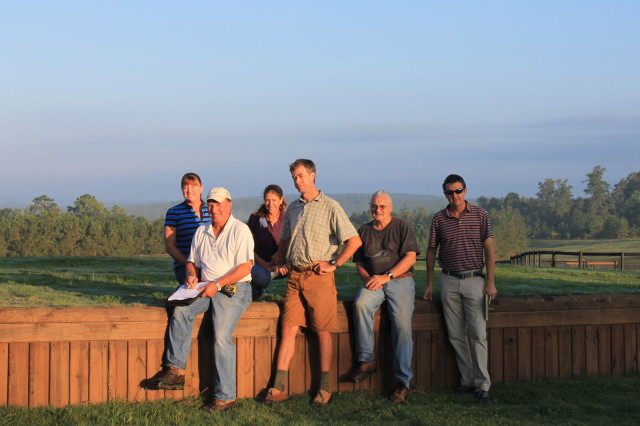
left=441, top=269, right=485, bottom=279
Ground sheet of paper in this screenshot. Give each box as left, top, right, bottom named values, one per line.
left=167, top=281, right=209, bottom=301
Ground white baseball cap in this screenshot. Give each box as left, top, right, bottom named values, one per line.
left=206, top=187, right=232, bottom=202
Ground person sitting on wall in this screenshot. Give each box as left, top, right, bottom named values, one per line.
left=247, top=184, right=288, bottom=299
left=153, top=187, right=254, bottom=413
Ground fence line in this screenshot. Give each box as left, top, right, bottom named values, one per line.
left=509, top=251, right=640, bottom=271
left=1, top=295, right=640, bottom=407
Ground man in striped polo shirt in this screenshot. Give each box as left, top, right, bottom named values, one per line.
left=423, top=174, right=497, bottom=403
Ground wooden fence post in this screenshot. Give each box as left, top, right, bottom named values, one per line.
left=552, top=251, right=556, bottom=268
left=620, top=253, right=625, bottom=271
left=578, top=252, right=583, bottom=269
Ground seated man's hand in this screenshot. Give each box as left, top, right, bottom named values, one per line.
left=201, top=282, right=219, bottom=298
left=185, top=275, right=199, bottom=289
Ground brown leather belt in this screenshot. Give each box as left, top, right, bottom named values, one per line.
left=394, top=272, right=413, bottom=279
left=292, top=264, right=315, bottom=272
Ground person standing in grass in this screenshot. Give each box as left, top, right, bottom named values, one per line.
left=247, top=184, right=288, bottom=300
left=155, top=187, right=254, bottom=413
left=423, top=174, right=497, bottom=403
left=164, top=173, right=210, bottom=286
left=264, top=159, right=361, bottom=406
left=349, top=190, right=419, bottom=403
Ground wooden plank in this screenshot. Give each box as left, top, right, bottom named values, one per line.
left=69, top=341, right=89, bottom=404
left=430, top=329, right=446, bottom=386
left=8, top=343, right=29, bottom=407
left=0, top=343, right=8, bottom=406
left=623, top=324, right=637, bottom=373
left=531, top=327, right=545, bottom=379
left=488, top=328, right=503, bottom=384
left=191, top=338, right=209, bottom=401
left=571, top=326, right=586, bottom=376
left=503, top=328, right=518, bottom=382
left=598, top=325, right=612, bottom=375
left=89, top=341, right=108, bottom=404
left=585, top=326, right=599, bottom=376
left=29, top=342, right=49, bottom=407
left=415, top=330, right=431, bottom=388
left=254, top=336, right=272, bottom=394
left=371, top=329, right=384, bottom=390
left=306, top=331, right=320, bottom=393
left=127, top=340, right=147, bottom=402
left=337, top=332, right=354, bottom=393
left=108, top=341, right=128, bottom=401
left=289, top=333, right=306, bottom=395
left=145, top=339, right=165, bottom=401
left=544, top=327, right=559, bottom=377
left=184, top=339, right=200, bottom=397
left=236, top=336, right=254, bottom=399
left=330, top=333, right=339, bottom=392
left=558, top=326, right=572, bottom=378
left=517, top=328, right=531, bottom=381
left=611, top=324, right=624, bottom=374
left=444, top=337, right=459, bottom=386
left=49, top=342, right=70, bottom=408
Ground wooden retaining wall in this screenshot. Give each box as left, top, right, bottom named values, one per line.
left=1, top=295, right=639, bottom=407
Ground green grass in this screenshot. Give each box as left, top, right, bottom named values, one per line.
left=1, top=373, right=638, bottom=425
left=1, top=256, right=639, bottom=307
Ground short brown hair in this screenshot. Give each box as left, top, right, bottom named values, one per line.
left=289, top=159, right=316, bottom=175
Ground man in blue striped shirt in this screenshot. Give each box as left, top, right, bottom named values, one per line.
left=423, top=174, right=496, bottom=403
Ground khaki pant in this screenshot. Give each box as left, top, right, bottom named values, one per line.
left=440, top=273, right=491, bottom=391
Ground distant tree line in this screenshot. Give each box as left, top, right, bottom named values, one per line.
left=0, top=194, right=164, bottom=257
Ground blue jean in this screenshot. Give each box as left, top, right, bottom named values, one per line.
left=250, top=263, right=272, bottom=298
left=165, top=282, right=252, bottom=400
left=173, top=265, right=186, bottom=287
left=353, top=275, right=415, bottom=388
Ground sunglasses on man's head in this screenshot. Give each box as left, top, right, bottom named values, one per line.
left=444, top=188, right=465, bottom=196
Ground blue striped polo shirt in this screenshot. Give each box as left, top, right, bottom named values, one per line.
left=164, top=201, right=210, bottom=268
left=428, top=202, right=493, bottom=272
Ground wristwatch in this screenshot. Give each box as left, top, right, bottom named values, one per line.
left=213, top=280, right=222, bottom=292
left=386, top=271, right=394, bottom=280
left=330, top=260, right=339, bottom=268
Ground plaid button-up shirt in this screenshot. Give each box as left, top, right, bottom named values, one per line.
left=281, top=192, right=357, bottom=267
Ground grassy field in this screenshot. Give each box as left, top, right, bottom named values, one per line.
left=1, top=373, right=638, bottom=425
left=1, top=254, right=639, bottom=307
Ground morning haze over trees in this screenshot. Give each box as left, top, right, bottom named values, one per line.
left=0, top=166, right=638, bottom=259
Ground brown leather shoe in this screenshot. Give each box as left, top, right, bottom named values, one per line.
left=311, top=389, right=331, bottom=406
left=390, top=383, right=408, bottom=403
left=154, top=366, right=185, bottom=390
left=264, top=387, right=289, bottom=404
left=201, top=399, right=237, bottom=412
left=349, top=361, right=377, bottom=383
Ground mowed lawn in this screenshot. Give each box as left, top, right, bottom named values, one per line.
left=0, top=253, right=639, bottom=307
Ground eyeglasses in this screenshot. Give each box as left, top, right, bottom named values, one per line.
left=370, top=204, right=389, bottom=210
left=444, top=188, right=465, bottom=196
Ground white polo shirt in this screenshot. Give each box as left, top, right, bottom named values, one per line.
left=188, top=214, right=254, bottom=282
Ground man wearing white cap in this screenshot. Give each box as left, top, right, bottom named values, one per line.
left=154, top=187, right=254, bottom=412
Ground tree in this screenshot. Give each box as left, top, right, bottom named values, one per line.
left=582, top=166, right=611, bottom=237
left=28, top=195, right=60, bottom=215
left=490, top=207, right=529, bottom=259
left=534, top=179, right=573, bottom=238
left=68, top=194, right=108, bottom=218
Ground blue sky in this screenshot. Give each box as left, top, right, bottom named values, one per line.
left=1, top=1, right=639, bottom=207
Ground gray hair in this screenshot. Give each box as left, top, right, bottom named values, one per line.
left=370, top=190, right=393, bottom=205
